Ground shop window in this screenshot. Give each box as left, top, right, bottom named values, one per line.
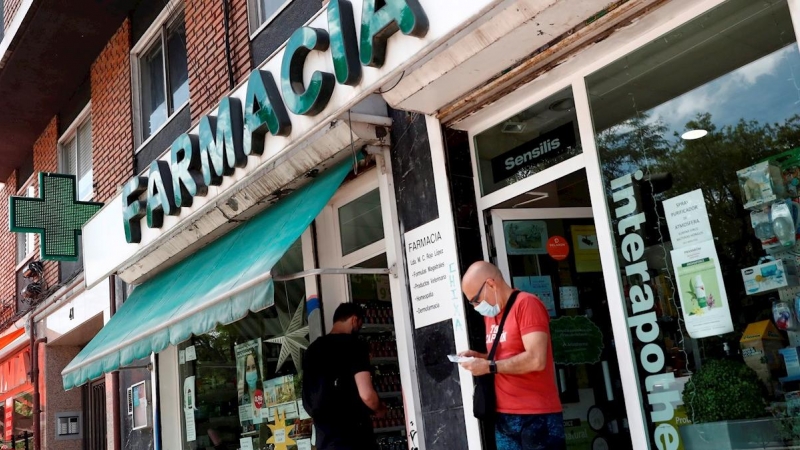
left=338, top=188, right=384, bottom=256
left=178, top=239, right=312, bottom=450
left=134, top=8, right=189, bottom=143
left=474, top=87, right=582, bottom=196
left=587, top=0, right=800, bottom=448
left=248, top=0, right=292, bottom=34
left=60, top=109, right=93, bottom=201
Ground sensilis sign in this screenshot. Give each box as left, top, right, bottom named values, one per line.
left=121, top=0, right=428, bottom=243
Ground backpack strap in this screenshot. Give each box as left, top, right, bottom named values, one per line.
left=487, top=290, right=521, bottom=362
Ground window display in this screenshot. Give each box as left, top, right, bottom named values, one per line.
left=178, top=239, right=313, bottom=450
left=587, top=0, right=800, bottom=448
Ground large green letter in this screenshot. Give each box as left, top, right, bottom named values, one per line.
left=122, top=176, right=147, bottom=243
left=199, top=97, right=246, bottom=186
left=328, top=0, right=361, bottom=86
left=281, top=27, right=336, bottom=116
left=243, top=70, right=292, bottom=156
left=146, top=160, right=177, bottom=229
left=171, top=133, right=207, bottom=208
left=360, top=0, right=429, bottom=68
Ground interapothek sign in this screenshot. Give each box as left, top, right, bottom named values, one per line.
left=83, top=0, right=506, bottom=288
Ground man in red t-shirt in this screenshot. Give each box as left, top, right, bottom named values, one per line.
left=459, top=261, right=565, bottom=450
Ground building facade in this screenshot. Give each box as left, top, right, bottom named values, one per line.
left=0, top=0, right=796, bottom=450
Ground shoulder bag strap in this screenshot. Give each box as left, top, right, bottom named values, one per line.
left=487, top=290, right=521, bottom=362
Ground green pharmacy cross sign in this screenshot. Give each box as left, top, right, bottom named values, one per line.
left=9, top=173, right=103, bottom=261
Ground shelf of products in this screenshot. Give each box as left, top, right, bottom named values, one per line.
left=376, top=434, right=409, bottom=450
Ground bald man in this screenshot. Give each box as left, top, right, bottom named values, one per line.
left=459, top=261, right=564, bottom=450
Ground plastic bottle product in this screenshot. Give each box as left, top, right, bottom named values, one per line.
left=774, top=300, right=796, bottom=331
left=771, top=201, right=797, bottom=247
left=693, top=275, right=707, bottom=309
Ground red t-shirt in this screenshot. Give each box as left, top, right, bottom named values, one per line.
left=485, top=291, right=562, bottom=415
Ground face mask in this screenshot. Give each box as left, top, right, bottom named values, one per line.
left=475, top=300, right=501, bottom=317
left=246, top=370, right=258, bottom=391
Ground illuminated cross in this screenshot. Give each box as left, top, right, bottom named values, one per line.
left=9, top=173, right=103, bottom=261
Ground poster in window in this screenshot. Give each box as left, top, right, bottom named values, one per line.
left=571, top=225, right=602, bottom=272
left=236, top=339, right=266, bottom=426
left=504, top=220, right=548, bottom=255
left=670, top=240, right=734, bottom=338
left=131, top=381, right=149, bottom=430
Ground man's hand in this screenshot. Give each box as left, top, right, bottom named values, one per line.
left=374, top=402, right=388, bottom=418
left=460, top=358, right=491, bottom=376
left=458, top=349, right=488, bottom=359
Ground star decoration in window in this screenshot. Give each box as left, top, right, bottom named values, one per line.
left=265, top=302, right=309, bottom=371
left=266, top=410, right=296, bottom=450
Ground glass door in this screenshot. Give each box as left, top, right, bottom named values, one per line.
left=490, top=207, right=631, bottom=450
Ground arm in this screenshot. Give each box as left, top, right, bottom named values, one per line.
left=355, top=371, right=386, bottom=415
left=496, top=331, right=549, bottom=374
left=460, top=331, right=549, bottom=375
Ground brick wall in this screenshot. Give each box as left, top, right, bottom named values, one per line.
left=185, top=0, right=251, bottom=123
left=30, top=117, right=59, bottom=289
left=0, top=171, right=17, bottom=323
left=4, top=0, right=22, bottom=31
left=91, top=19, right=133, bottom=203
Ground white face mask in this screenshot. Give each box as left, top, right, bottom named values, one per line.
left=474, top=287, right=501, bottom=317
left=475, top=300, right=501, bottom=317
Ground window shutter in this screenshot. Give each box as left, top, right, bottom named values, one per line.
left=77, top=119, right=92, bottom=179
left=63, top=138, right=76, bottom=175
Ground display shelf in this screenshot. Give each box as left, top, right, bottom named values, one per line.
left=371, top=357, right=399, bottom=365
left=362, top=323, right=395, bottom=333
left=378, top=391, right=402, bottom=399
left=374, top=425, right=406, bottom=434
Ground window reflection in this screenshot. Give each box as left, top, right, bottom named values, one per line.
left=588, top=0, right=800, bottom=448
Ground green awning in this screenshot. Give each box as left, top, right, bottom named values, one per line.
left=62, top=160, right=351, bottom=390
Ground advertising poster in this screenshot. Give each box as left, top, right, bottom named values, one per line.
left=513, top=276, right=556, bottom=317
left=570, top=225, right=601, bottom=272
left=663, top=190, right=714, bottom=249
left=504, top=220, right=548, bottom=255
left=550, top=316, right=604, bottom=365
left=236, top=339, right=265, bottom=426
left=671, top=241, right=734, bottom=338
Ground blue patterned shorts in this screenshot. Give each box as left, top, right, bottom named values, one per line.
left=496, top=412, right=566, bottom=450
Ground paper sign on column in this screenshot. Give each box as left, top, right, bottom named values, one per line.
left=183, top=376, right=197, bottom=441
left=184, top=409, right=196, bottom=442
left=297, top=439, right=312, bottom=450
left=239, top=437, right=254, bottom=450
left=671, top=240, right=734, bottom=338
left=405, top=219, right=457, bottom=329
left=185, top=345, right=197, bottom=362
left=179, top=350, right=186, bottom=365
left=663, top=190, right=714, bottom=249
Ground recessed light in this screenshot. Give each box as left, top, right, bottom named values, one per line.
left=681, top=129, right=708, bottom=140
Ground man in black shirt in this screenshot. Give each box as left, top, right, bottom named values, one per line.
left=303, top=303, right=386, bottom=450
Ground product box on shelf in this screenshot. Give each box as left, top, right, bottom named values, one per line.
left=779, top=346, right=800, bottom=379
left=741, top=320, right=784, bottom=393
left=768, top=147, right=800, bottom=198
left=742, top=258, right=798, bottom=295
left=737, top=161, right=786, bottom=210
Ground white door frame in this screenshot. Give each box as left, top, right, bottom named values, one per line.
left=490, top=208, right=593, bottom=284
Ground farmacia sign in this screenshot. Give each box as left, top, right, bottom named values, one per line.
left=122, top=0, right=428, bottom=243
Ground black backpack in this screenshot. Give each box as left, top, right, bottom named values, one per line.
left=302, top=370, right=344, bottom=419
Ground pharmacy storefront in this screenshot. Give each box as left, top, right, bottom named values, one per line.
left=58, top=1, right=508, bottom=450
left=401, top=0, right=800, bottom=448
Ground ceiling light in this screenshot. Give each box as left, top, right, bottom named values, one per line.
left=681, top=129, right=708, bottom=140
left=501, top=122, right=526, bottom=134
